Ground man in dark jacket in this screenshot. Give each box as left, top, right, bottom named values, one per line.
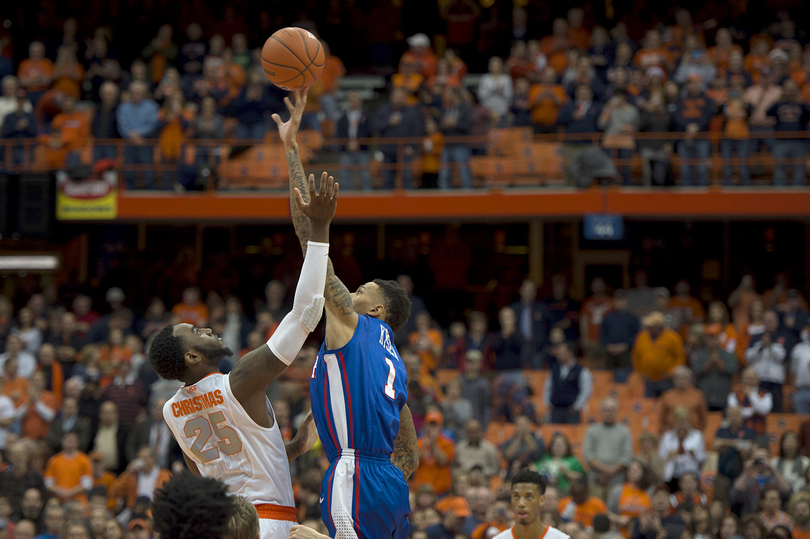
left=600, top=290, right=640, bottom=382
left=1, top=89, right=37, bottom=165
left=558, top=85, right=604, bottom=184
left=692, top=329, right=738, bottom=411
left=373, top=87, right=423, bottom=189
left=543, top=342, right=593, bottom=424
left=92, top=81, right=119, bottom=161
left=437, top=87, right=474, bottom=189
left=336, top=91, right=372, bottom=190
left=767, top=79, right=810, bottom=186
left=126, top=398, right=182, bottom=470
left=510, top=279, right=551, bottom=368
left=673, top=74, right=714, bottom=186
left=229, top=71, right=284, bottom=141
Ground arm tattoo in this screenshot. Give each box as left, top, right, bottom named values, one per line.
left=391, top=405, right=419, bottom=480
left=326, top=259, right=354, bottom=314
left=286, top=145, right=311, bottom=255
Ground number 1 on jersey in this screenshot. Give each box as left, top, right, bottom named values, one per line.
left=384, top=357, right=396, bottom=399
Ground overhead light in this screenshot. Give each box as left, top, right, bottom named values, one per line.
left=0, top=255, right=60, bottom=270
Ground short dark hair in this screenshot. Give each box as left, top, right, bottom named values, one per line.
left=511, top=469, right=546, bottom=494
left=153, top=472, right=236, bottom=539
left=373, top=279, right=412, bottom=333
left=593, top=514, right=611, bottom=534
left=149, top=325, right=188, bottom=381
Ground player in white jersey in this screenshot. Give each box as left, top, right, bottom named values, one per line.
left=495, top=470, right=571, bottom=539
left=148, top=174, right=339, bottom=539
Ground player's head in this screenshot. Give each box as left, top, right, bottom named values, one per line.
left=152, top=472, right=237, bottom=539
left=510, top=469, right=546, bottom=526
left=350, top=280, right=412, bottom=333
left=223, top=496, right=260, bottom=539
left=149, top=324, right=233, bottom=382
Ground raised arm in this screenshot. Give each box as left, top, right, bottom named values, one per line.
left=274, top=91, right=358, bottom=349
left=229, top=174, right=337, bottom=423
left=391, top=404, right=419, bottom=480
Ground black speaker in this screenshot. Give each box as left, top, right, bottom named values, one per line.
left=0, top=175, right=9, bottom=235
left=18, top=174, right=54, bottom=236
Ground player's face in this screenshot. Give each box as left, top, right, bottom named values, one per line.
left=350, top=282, right=383, bottom=317
left=511, top=483, right=544, bottom=526
left=174, top=323, right=233, bottom=366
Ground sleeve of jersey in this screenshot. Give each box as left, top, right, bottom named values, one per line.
left=268, top=241, right=329, bottom=365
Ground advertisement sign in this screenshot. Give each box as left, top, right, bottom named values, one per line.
left=56, top=170, right=118, bottom=220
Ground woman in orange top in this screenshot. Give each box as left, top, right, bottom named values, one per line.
left=634, top=30, right=674, bottom=72
left=409, top=311, right=443, bottom=371
left=52, top=47, right=85, bottom=100
left=708, top=29, right=743, bottom=73
left=425, top=59, right=462, bottom=93
left=736, top=299, right=765, bottom=365
left=529, top=67, right=568, bottom=132
left=21, top=371, right=59, bottom=440
left=157, top=91, right=191, bottom=187
left=705, top=301, right=738, bottom=354
left=745, top=39, right=771, bottom=84
left=607, top=460, right=652, bottom=538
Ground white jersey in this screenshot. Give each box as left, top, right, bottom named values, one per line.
left=163, top=372, right=294, bottom=508
left=494, top=525, right=571, bottom=539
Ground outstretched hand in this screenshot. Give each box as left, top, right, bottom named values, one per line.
left=289, top=525, right=330, bottom=539
left=272, top=89, right=307, bottom=147
left=295, top=172, right=338, bottom=227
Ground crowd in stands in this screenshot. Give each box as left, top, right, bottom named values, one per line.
left=3, top=8, right=810, bottom=188
left=0, top=264, right=809, bottom=539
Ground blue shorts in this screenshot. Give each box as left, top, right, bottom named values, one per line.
left=320, top=449, right=410, bottom=539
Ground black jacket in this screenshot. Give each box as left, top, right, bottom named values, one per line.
left=336, top=110, right=372, bottom=151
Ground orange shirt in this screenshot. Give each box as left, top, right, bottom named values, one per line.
left=52, top=63, right=85, bottom=99
left=632, top=329, right=686, bottom=381
left=409, top=329, right=443, bottom=371
left=744, top=54, right=768, bottom=84
left=707, top=45, right=743, bottom=72
left=400, top=50, right=438, bottom=78
left=616, top=483, right=651, bottom=537
left=581, top=296, right=613, bottom=341
left=569, top=28, right=591, bottom=50
left=705, top=323, right=737, bottom=352
left=422, top=133, right=444, bottom=174
left=634, top=49, right=673, bottom=71
left=723, top=101, right=751, bottom=139
left=414, top=435, right=455, bottom=494
left=22, top=390, right=59, bottom=440
left=793, top=528, right=810, bottom=539
left=529, top=84, right=568, bottom=126
left=51, top=112, right=90, bottom=152
left=2, top=376, right=30, bottom=407
left=559, top=496, right=609, bottom=529
left=110, top=469, right=172, bottom=508
left=94, top=471, right=118, bottom=511
left=391, top=73, right=425, bottom=105
left=668, top=296, right=705, bottom=337
left=320, top=56, right=346, bottom=93
left=45, top=451, right=93, bottom=503
left=172, top=302, right=209, bottom=326
left=658, top=387, right=708, bottom=433
left=18, top=58, right=55, bottom=92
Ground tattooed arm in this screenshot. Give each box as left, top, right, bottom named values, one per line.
left=391, top=404, right=419, bottom=480
left=275, top=91, right=358, bottom=349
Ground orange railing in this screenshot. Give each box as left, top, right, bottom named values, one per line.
left=2, top=129, right=809, bottom=190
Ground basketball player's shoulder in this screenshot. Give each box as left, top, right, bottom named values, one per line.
left=493, top=529, right=514, bottom=539
left=545, top=525, right=571, bottom=539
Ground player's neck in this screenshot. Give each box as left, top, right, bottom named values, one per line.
left=513, top=520, right=547, bottom=539
left=183, top=366, right=220, bottom=386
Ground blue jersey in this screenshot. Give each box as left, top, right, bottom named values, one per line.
left=310, top=315, right=408, bottom=462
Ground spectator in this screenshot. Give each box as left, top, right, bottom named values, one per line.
left=705, top=301, right=737, bottom=353
left=461, top=486, right=492, bottom=535
left=336, top=91, right=372, bottom=191
left=725, top=50, right=753, bottom=88
left=719, top=85, right=752, bottom=186
left=658, top=366, right=708, bottom=433
left=171, top=288, right=208, bottom=327
left=228, top=70, right=270, bottom=141
left=583, top=397, right=633, bottom=497
left=109, top=447, right=171, bottom=508
left=19, top=371, right=58, bottom=441
left=510, top=279, right=550, bottom=369
left=426, top=499, right=470, bottom=539
left=529, top=67, right=568, bottom=133
left=793, top=498, right=810, bottom=539
left=17, top=42, right=53, bottom=105
left=669, top=472, right=707, bottom=508
left=46, top=397, right=91, bottom=453
left=91, top=401, right=128, bottom=474
left=510, top=77, right=533, bottom=127
left=607, top=460, right=651, bottom=536
left=631, top=486, right=688, bottom=539
left=37, top=505, right=65, bottom=539
left=728, top=367, right=772, bottom=435
left=713, top=405, right=757, bottom=504
left=436, top=86, right=473, bottom=190
left=15, top=520, right=39, bottom=539
left=49, top=95, right=90, bottom=167
left=459, top=350, right=491, bottom=427
left=409, top=311, right=443, bottom=372
left=503, top=415, right=545, bottom=473
left=52, top=46, right=84, bottom=100
left=544, top=275, right=580, bottom=344
left=766, top=79, right=810, bottom=186
left=772, top=432, right=809, bottom=492
left=730, top=446, right=792, bottom=516
left=491, top=307, right=523, bottom=371
left=401, top=34, right=438, bottom=79
left=634, top=30, right=674, bottom=73
left=101, top=359, right=146, bottom=428
left=564, top=56, right=605, bottom=102
left=125, top=397, right=178, bottom=469
left=117, top=81, right=159, bottom=190
left=535, top=433, right=585, bottom=495
left=793, top=322, right=810, bottom=414
left=598, top=88, right=640, bottom=184
left=580, top=277, right=612, bottom=355
left=0, top=333, right=36, bottom=378
left=759, top=488, right=794, bottom=531
left=670, top=281, right=705, bottom=334
left=141, top=25, right=177, bottom=86
left=674, top=50, right=717, bottom=88
left=743, top=68, right=782, bottom=154
left=543, top=341, right=592, bottom=424
left=558, top=475, right=609, bottom=530
left=441, top=379, right=474, bottom=440
left=692, top=328, right=739, bottom=412
left=44, top=432, right=93, bottom=504
left=0, top=76, right=32, bottom=128
left=373, top=88, right=423, bottom=189
left=745, top=311, right=789, bottom=413
left=0, top=440, right=46, bottom=516
left=673, top=74, right=714, bottom=186
left=600, top=290, right=640, bottom=382
left=506, top=42, right=533, bottom=81
left=415, top=410, right=455, bottom=495
left=658, top=406, right=705, bottom=487
left=1, top=89, right=38, bottom=165
left=191, top=95, right=225, bottom=166
left=632, top=311, right=686, bottom=398
left=92, top=82, right=120, bottom=162
left=455, top=419, right=499, bottom=477
left=477, top=57, right=513, bottom=124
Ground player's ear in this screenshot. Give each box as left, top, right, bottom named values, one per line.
left=368, top=302, right=385, bottom=318
left=184, top=349, right=203, bottom=366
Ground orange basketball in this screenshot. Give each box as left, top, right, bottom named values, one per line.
left=261, top=27, right=325, bottom=91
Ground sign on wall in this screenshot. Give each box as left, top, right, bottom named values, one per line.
left=56, top=170, right=118, bottom=220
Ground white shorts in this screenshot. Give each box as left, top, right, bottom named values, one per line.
left=259, top=518, right=294, bottom=539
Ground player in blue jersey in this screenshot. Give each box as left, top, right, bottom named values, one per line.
left=273, top=91, right=419, bottom=539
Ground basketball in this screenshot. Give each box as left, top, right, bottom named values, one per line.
left=261, top=27, right=325, bottom=91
